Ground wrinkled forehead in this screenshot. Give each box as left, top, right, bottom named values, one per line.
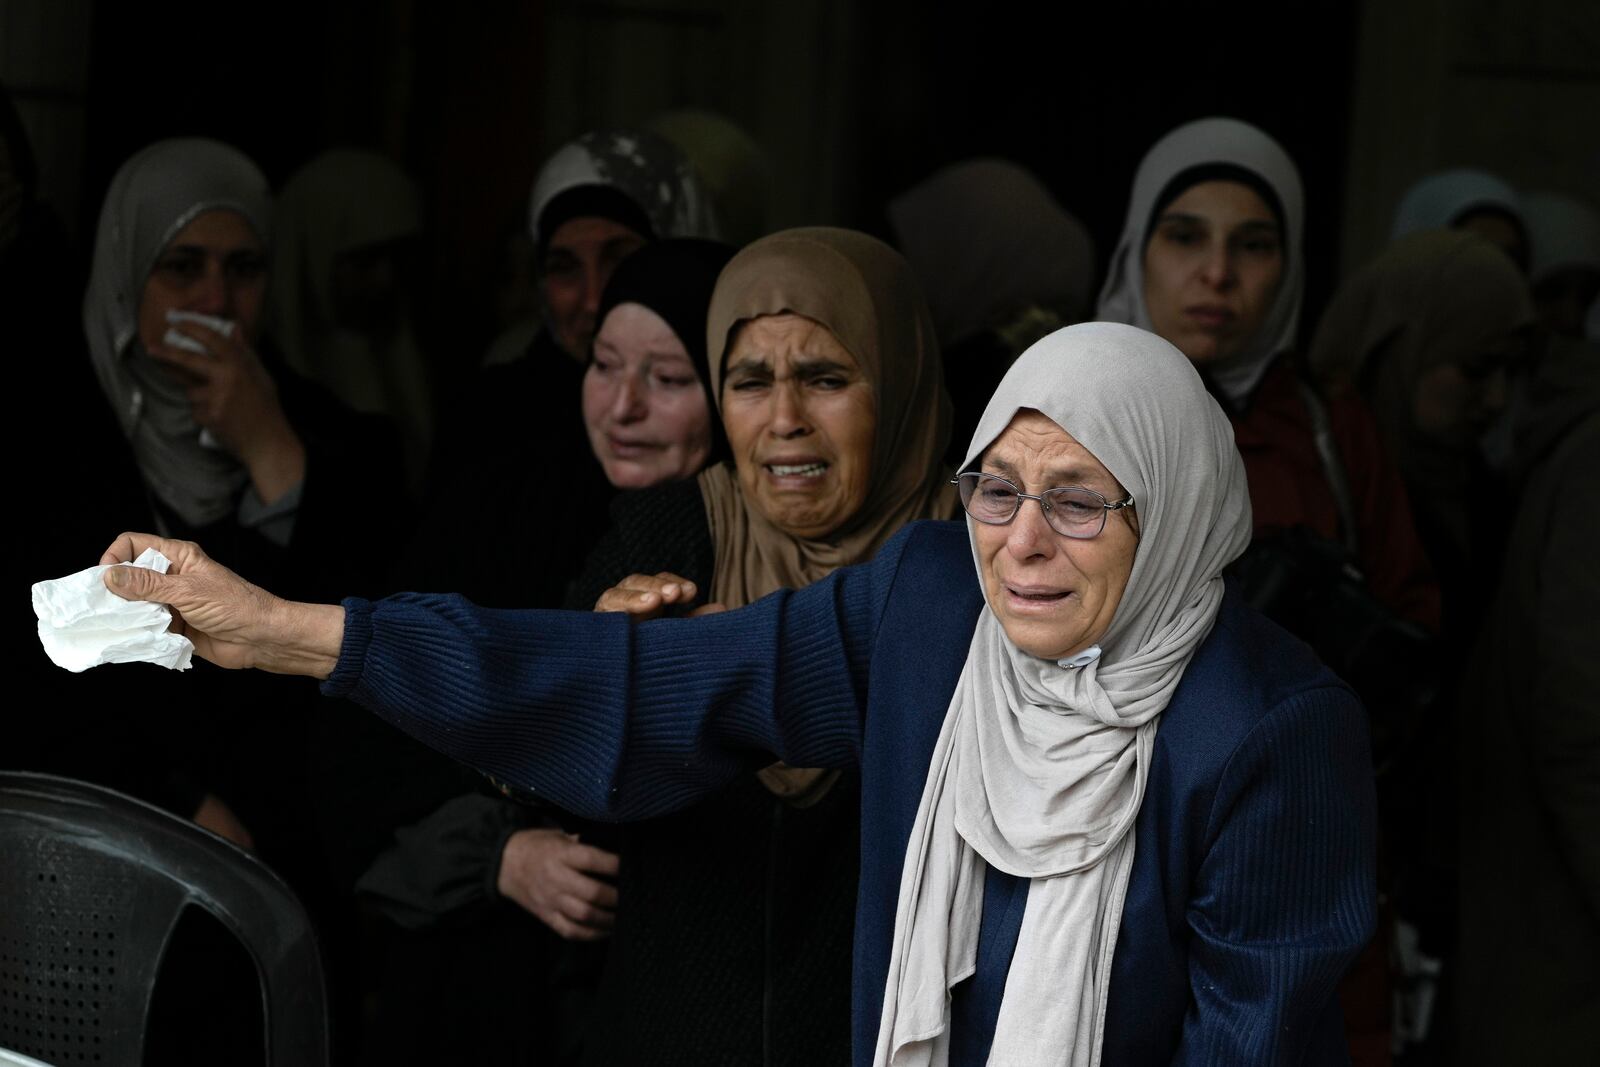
left=973, top=409, right=1126, bottom=493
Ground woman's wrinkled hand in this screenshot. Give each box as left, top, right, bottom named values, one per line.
left=593, top=572, right=726, bottom=621
left=496, top=827, right=620, bottom=941
left=147, top=320, right=306, bottom=501
left=98, top=532, right=344, bottom=678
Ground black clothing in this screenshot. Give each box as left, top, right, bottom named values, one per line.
left=570, top=479, right=858, bottom=1067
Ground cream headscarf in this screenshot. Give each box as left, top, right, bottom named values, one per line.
left=268, top=149, right=433, bottom=489
left=874, top=322, right=1252, bottom=1066
left=1307, top=230, right=1534, bottom=557
left=83, top=138, right=271, bottom=528
left=1096, top=117, right=1305, bottom=407
left=701, top=227, right=956, bottom=803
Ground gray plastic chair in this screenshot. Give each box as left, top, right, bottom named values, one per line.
left=0, top=772, right=328, bottom=1065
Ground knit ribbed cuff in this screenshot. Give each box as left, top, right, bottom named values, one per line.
left=321, top=596, right=374, bottom=697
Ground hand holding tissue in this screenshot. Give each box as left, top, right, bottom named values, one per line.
left=89, top=531, right=346, bottom=678
left=33, top=548, right=194, bottom=672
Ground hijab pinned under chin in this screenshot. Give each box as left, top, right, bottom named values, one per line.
left=1096, top=117, right=1305, bottom=408
left=875, top=323, right=1251, bottom=1066
left=83, top=138, right=272, bottom=529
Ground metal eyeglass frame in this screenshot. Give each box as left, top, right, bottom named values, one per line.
left=951, top=471, right=1135, bottom=540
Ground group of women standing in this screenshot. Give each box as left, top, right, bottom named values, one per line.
left=12, top=92, right=1594, bottom=1066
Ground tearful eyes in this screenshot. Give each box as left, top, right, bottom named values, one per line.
left=1052, top=499, right=1098, bottom=518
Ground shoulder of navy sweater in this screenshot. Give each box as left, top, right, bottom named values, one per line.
left=867, top=519, right=980, bottom=645
left=1149, top=583, right=1364, bottom=812
left=859, top=519, right=983, bottom=823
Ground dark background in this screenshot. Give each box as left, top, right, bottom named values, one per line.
left=6, top=0, right=1596, bottom=385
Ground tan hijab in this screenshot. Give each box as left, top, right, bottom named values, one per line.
left=1309, top=231, right=1533, bottom=505
left=699, top=227, right=957, bottom=800
left=268, top=149, right=433, bottom=491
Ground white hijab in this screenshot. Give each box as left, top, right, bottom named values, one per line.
left=1095, top=117, right=1304, bottom=407
left=83, top=138, right=272, bottom=528
left=1390, top=168, right=1522, bottom=240
left=874, top=322, right=1252, bottom=1067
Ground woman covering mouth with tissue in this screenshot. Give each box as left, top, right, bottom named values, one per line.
left=80, top=137, right=402, bottom=593
left=23, top=141, right=402, bottom=891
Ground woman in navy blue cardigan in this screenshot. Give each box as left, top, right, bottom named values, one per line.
left=102, top=323, right=1375, bottom=1066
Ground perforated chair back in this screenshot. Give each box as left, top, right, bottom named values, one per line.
left=0, top=772, right=328, bottom=1065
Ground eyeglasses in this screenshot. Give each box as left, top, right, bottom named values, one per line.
left=952, top=472, right=1134, bottom=540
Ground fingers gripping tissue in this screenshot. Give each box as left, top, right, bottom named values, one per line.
left=32, top=548, right=194, bottom=672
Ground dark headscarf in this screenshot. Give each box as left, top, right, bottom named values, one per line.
left=593, top=237, right=737, bottom=463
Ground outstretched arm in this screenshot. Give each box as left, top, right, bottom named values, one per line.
left=325, top=564, right=888, bottom=820
left=100, top=533, right=344, bottom=676
left=102, top=525, right=919, bottom=822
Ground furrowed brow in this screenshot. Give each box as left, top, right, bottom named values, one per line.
left=723, top=355, right=772, bottom=377
left=979, top=455, right=1021, bottom=480
left=792, top=357, right=854, bottom=377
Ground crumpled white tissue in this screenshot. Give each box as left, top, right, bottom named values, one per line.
left=32, top=548, right=194, bottom=672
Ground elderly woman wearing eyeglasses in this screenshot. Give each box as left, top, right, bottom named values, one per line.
left=100, top=321, right=1375, bottom=1067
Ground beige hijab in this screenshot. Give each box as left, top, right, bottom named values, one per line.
left=1307, top=230, right=1534, bottom=551
left=268, top=149, right=433, bottom=490
left=700, top=227, right=957, bottom=800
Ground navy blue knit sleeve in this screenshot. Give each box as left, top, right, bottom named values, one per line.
left=322, top=523, right=918, bottom=821
left=1175, top=685, right=1377, bottom=1065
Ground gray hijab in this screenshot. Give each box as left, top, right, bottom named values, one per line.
left=83, top=138, right=272, bottom=527
left=874, top=322, right=1252, bottom=1066
left=1095, top=117, right=1305, bottom=407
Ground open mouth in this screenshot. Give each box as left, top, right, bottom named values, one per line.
left=1007, top=585, right=1071, bottom=604
left=766, top=462, right=829, bottom=478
